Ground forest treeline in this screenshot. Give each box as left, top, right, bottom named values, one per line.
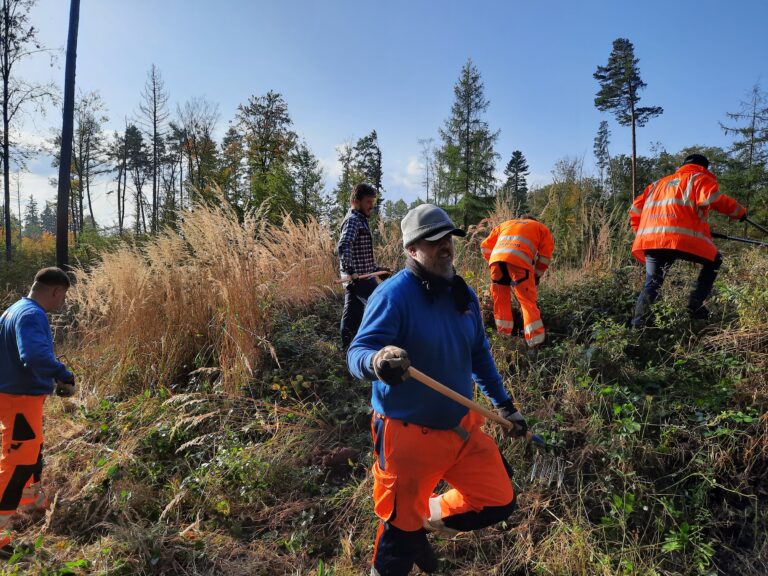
left=0, top=0, right=766, bottom=270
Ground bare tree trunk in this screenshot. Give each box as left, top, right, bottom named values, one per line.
left=56, top=0, right=80, bottom=269
left=115, top=165, right=123, bottom=234
left=119, top=120, right=128, bottom=234
left=84, top=135, right=95, bottom=227
left=179, top=147, right=184, bottom=210
left=15, top=171, right=20, bottom=241
left=630, top=104, right=637, bottom=198
left=2, top=0, right=10, bottom=261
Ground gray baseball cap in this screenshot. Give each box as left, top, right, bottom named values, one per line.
left=401, top=203, right=466, bottom=247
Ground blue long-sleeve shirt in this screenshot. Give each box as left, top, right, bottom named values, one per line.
left=0, top=297, right=72, bottom=395
left=347, top=269, right=509, bottom=429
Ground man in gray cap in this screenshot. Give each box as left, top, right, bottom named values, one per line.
left=347, top=204, right=526, bottom=576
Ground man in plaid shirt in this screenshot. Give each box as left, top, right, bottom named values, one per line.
left=338, top=183, right=390, bottom=349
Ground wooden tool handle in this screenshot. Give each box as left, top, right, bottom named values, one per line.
left=335, top=270, right=390, bottom=284
left=408, top=367, right=512, bottom=430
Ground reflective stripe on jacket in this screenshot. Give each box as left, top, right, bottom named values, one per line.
left=480, top=219, right=555, bottom=277
left=629, top=164, right=746, bottom=263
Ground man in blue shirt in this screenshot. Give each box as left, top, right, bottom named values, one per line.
left=348, top=204, right=527, bottom=576
left=337, top=182, right=390, bottom=349
left=0, top=267, right=75, bottom=552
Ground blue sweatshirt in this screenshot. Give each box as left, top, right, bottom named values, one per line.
left=0, top=297, right=72, bottom=395
left=347, top=269, right=510, bottom=429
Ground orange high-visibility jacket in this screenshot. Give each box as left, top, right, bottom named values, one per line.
left=481, top=219, right=555, bottom=278
left=629, top=164, right=746, bottom=263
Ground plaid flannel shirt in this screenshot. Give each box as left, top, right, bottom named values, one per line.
left=337, top=209, right=377, bottom=275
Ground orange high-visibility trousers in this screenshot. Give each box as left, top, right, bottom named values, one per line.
left=370, top=409, right=515, bottom=573
left=489, top=262, right=545, bottom=347
left=0, top=394, right=45, bottom=516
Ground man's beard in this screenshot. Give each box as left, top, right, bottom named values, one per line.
left=418, top=251, right=454, bottom=279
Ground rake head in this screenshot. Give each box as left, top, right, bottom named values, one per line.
left=526, top=433, right=568, bottom=488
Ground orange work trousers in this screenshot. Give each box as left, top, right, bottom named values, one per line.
left=0, top=393, right=45, bottom=516
left=371, top=409, right=515, bottom=562
left=489, top=261, right=545, bottom=347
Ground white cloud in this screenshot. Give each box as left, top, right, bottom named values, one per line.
left=319, top=155, right=342, bottom=182
left=389, top=155, right=422, bottom=192
left=15, top=129, right=52, bottom=152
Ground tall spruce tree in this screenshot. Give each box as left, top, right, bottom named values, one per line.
left=353, top=130, right=383, bottom=193
left=237, top=91, right=297, bottom=219
left=438, top=59, right=499, bottom=227
left=39, top=199, right=56, bottom=234
left=501, top=150, right=529, bottom=212
left=594, top=38, right=662, bottom=197
left=721, top=84, right=768, bottom=230
left=290, top=139, right=324, bottom=221
left=22, top=194, right=39, bottom=237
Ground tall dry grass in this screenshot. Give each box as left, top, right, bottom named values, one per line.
left=68, top=202, right=337, bottom=395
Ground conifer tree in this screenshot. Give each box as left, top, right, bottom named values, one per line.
left=594, top=38, right=662, bottom=197
left=353, top=130, right=383, bottom=196
left=237, top=91, right=296, bottom=219
left=291, top=139, right=324, bottom=221
left=438, top=59, right=499, bottom=227
left=593, top=120, right=611, bottom=192
left=39, top=199, right=56, bottom=234
left=22, top=194, right=39, bottom=237
left=502, top=150, right=529, bottom=212
left=721, top=84, right=768, bottom=229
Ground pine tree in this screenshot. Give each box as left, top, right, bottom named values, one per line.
left=594, top=38, right=662, bottom=197
left=438, top=59, right=499, bottom=227
left=501, top=150, right=529, bottom=212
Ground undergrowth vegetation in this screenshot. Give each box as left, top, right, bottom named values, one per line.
left=2, top=204, right=766, bottom=575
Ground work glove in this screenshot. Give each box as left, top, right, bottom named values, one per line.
left=372, top=346, right=410, bottom=386
left=739, top=212, right=748, bottom=222
left=55, top=375, right=76, bottom=398
left=497, top=399, right=527, bottom=438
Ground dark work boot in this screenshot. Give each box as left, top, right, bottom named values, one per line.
left=413, top=540, right=438, bottom=573
left=687, top=299, right=710, bottom=320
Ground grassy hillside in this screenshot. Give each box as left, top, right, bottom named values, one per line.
left=2, top=205, right=766, bottom=575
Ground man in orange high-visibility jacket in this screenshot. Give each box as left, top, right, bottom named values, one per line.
left=481, top=217, right=554, bottom=347
left=629, top=153, right=747, bottom=327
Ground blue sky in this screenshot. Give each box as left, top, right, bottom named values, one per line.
left=14, top=0, right=768, bottom=225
